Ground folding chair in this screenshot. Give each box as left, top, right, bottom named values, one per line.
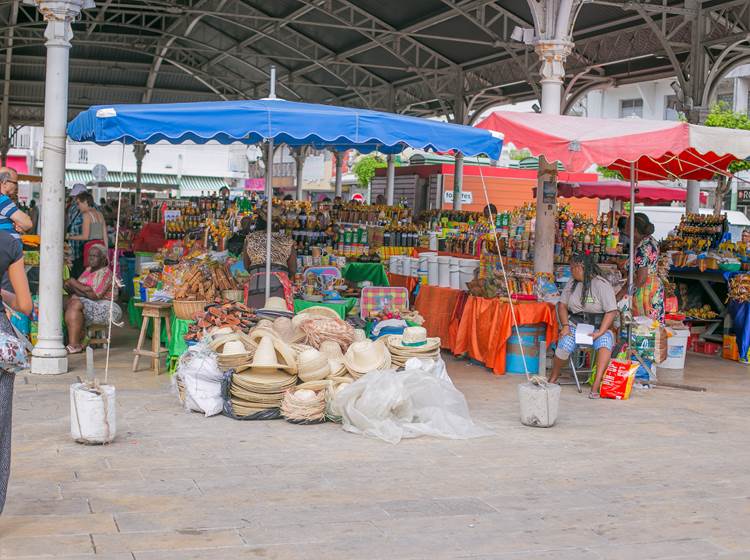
left=554, top=306, right=587, bottom=393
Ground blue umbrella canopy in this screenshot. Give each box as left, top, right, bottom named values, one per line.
left=67, top=98, right=503, bottom=158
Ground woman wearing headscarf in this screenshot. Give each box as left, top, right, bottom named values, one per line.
left=63, top=243, right=122, bottom=354
left=548, top=252, right=619, bottom=398
left=616, top=213, right=663, bottom=323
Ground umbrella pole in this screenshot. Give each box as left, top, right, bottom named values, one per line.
left=265, top=138, right=274, bottom=300
left=629, top=163, right=636, bottom=294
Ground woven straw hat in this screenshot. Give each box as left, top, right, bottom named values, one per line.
left=244, top=335, right=294, bottom=372
left=298, top=305, right=341, bottom=320
left=388, top=327, right=440, bottom=352
left=296, top=348, right=331, bottom=382
left=273, top=316, right=306, bottom=344
left=263, top=297, right=289, bottom=313
left=352, top=328, right=367, bottom=342
left=343, top=339, right=391, bottom=375
left=221, top=340, right=247, bottom=356
left=319, top=340, right=344, bottom=361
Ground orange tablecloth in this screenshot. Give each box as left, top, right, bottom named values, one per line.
left=414, top=285, right=461, bottom=348
left=387, top=273, right=417, bottom=293
left=453, top=296, right=558, bottom=375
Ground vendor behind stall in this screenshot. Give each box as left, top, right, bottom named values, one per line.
left=63, top=243, right=122, bottom=354
left=617, top=213, right=663, bottom=323
left=549, top=252, right=618, bottom=398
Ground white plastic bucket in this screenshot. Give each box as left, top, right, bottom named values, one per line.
left=458, top=258, right=478, bottom=291
left=428, top=254, right=439, bottom=286
left=438, top=256, right=451, bottom=287
left=409, top=257, right=420, bottom=277
left=70, top=383, right=117, bottom=444
left=449, top=257, right=460, bottom=289
left=661, top=330, right=690, bottom=369
left=518, top=381, right=560, bottom=428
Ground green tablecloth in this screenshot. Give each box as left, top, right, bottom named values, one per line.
left=127, top=298, right=169, bottom=340
left=294, top=297, right=357, bottom=319
left=168, top=316, right=195, bottom=359
left=341, top=262, right=389, bottom=286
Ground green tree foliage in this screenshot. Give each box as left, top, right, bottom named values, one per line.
left=703, top=103, right=750, bottom=214
left=596, top=166, right=623, bottom=180
left=352, top=154, right=387, bottom=188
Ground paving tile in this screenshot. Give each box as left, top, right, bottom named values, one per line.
left=0, top=534, right=94, bottom=558
left=92, top=529, right=244, bottom=554
left=0, top=513, right=116, bottom=538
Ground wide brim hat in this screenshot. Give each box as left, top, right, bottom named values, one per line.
left=352, top=329, right=367, bottom=342
left=221, top=340, right=248, bottom=356
left=273, top=316, right=306, bottom=344
left=232, top=370, right=296, bottom=392
left=298, top=306, right=340, bottom=320
left=243, top=335, right=295, bottom=372
left=387, top=333, right=441, bottom=353
left=343, top=339, right=391, bottom=374
left=296, top=348, right=331, bottom=382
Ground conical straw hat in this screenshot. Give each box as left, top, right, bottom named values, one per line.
left=247, top=336, right=293, bottom=371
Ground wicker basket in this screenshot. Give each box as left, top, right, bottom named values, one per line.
left=222, top=289, right=244, bottom=303
left=173, top=300, right=208, bottom=320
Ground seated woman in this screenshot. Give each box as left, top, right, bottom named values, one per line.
left=63, top=243, right=122, bottom=354
left=548, top=253, right=618, bottom=398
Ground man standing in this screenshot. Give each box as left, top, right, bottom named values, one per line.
left=0, top=167, right=33, bottom=242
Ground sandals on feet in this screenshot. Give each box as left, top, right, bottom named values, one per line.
left=588, top=391, right=600, bottom=399
left=66, top=345, right=83, bottom=355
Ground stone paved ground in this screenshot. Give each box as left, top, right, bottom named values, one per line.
left=1, top=327, right=749, bottom=559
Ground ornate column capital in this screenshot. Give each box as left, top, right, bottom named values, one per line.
left=534, top=39, right=574, bottom=84
left=25, top=0, right=94, bottom=46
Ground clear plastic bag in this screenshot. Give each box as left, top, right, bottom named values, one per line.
left=333, top=359, right=492, bottom=444
left=174, top=343, right=224, bottom=417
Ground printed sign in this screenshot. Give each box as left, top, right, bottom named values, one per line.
left=443, top=190, right=473, bottom=204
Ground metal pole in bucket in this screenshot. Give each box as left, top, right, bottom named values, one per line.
left=264, top=138, right=274, bottom=300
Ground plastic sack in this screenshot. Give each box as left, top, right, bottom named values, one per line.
left=174, top=343, right=224, bottom=417
left=333, top=359, right=491, bottom=444
left=599, top=360, right=638, bottom=400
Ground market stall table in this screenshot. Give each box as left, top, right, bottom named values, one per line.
left=341, top=262, right=389, bottom=286
left=386, top=273, right=418, bottom=298
left=414, top=285, right=462, bottom=349
left=293, top=297, right=357, bottom=320
left=132, top=302, right=173, bottom=375
left=452, top=297, right=558, bottom=375
left=167, top=316, right=195, bottom=371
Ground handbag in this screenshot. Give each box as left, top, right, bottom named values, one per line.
left=0, top=312, right=29, bottom=374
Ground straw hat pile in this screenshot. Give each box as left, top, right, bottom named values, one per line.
left=295, top=315, right=355, bottom=350
left=384, top=327, right=441, bottom=368
left=296, top=348, right=331, bottom=382
left=343, top=339, right=392, bottom=380
left=272, top=316, right=306, bottom=344
left=256, top=296, right=293, bottom=319
left=229, top=335, right=298, bottom=415
left=319, top=340, right=349, bottom=378
left=208, top=332, right=257, bottom=370
left=280, top=380, right=330, bottom=423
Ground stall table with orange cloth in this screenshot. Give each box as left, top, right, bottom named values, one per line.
left=414, top=285, right=461, bottom=348
left=452, top=296, right=558, bottom=375
left=387, top=273, right=418, bottom=301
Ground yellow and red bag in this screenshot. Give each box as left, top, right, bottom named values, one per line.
left=599, top=360, right=638, bottom=400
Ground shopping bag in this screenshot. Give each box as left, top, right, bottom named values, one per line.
left=599, top=359, right=637, bottom=400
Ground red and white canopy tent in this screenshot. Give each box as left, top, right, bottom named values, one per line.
left=476, top=111, right=750, bottom=294
left=535, top=180, right=708, bottom=204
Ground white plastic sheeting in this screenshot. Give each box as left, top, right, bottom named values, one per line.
left=333, top=358, right=491, bottom=444
left=175, top=343, right=224, bottom=417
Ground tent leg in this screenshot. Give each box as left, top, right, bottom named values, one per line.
left=628, top=163, right=636, bottom=294
left=265, top=138, right=274, bottom=301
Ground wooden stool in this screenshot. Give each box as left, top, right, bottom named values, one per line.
left=86, top=324, right=108, bottom=349
left=132, top=302, right=172, bottom=375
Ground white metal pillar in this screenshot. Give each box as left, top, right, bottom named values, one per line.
left=686, top=180, right=701, bottom=213
left=453, top=152, right=464, bottom=210
left=32, top=0, right=93, bottom=375
left=334, top=151, right=343, bottom=197
left=385, top=154, right=395, bottom=205
left=293, top=148, right=306, bottom=201
left=532, top=39, right=571, bottom=274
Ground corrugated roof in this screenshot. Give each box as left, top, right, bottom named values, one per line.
left=65, top=170, right=229, bottom=194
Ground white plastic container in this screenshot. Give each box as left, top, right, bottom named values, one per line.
left=458, top=258, right=479, bottom=291
left=408, top=257, right=420, bottom=277
left=438, top=256, right=451, bottom=287
left=518, top=381, right=560, bottom=428
left=449, top=257, right=460, bottom=289
left=428, top=254, right=439, bottom=286
left=661, top=329, right=690, bottom=369
left=70, top=383, right=117, bottom=444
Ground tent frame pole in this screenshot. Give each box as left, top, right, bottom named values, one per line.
left=629, top=162, right=636, bottom=294
left=265, top=138, right=274, bottom=300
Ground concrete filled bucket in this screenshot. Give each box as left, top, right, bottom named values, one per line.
left=70, top=383, right=117, bottom=444
left=518, top=378, right=560, bottom=428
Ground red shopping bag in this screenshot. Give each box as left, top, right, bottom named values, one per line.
left=599, top=359, right=637, bottom=400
